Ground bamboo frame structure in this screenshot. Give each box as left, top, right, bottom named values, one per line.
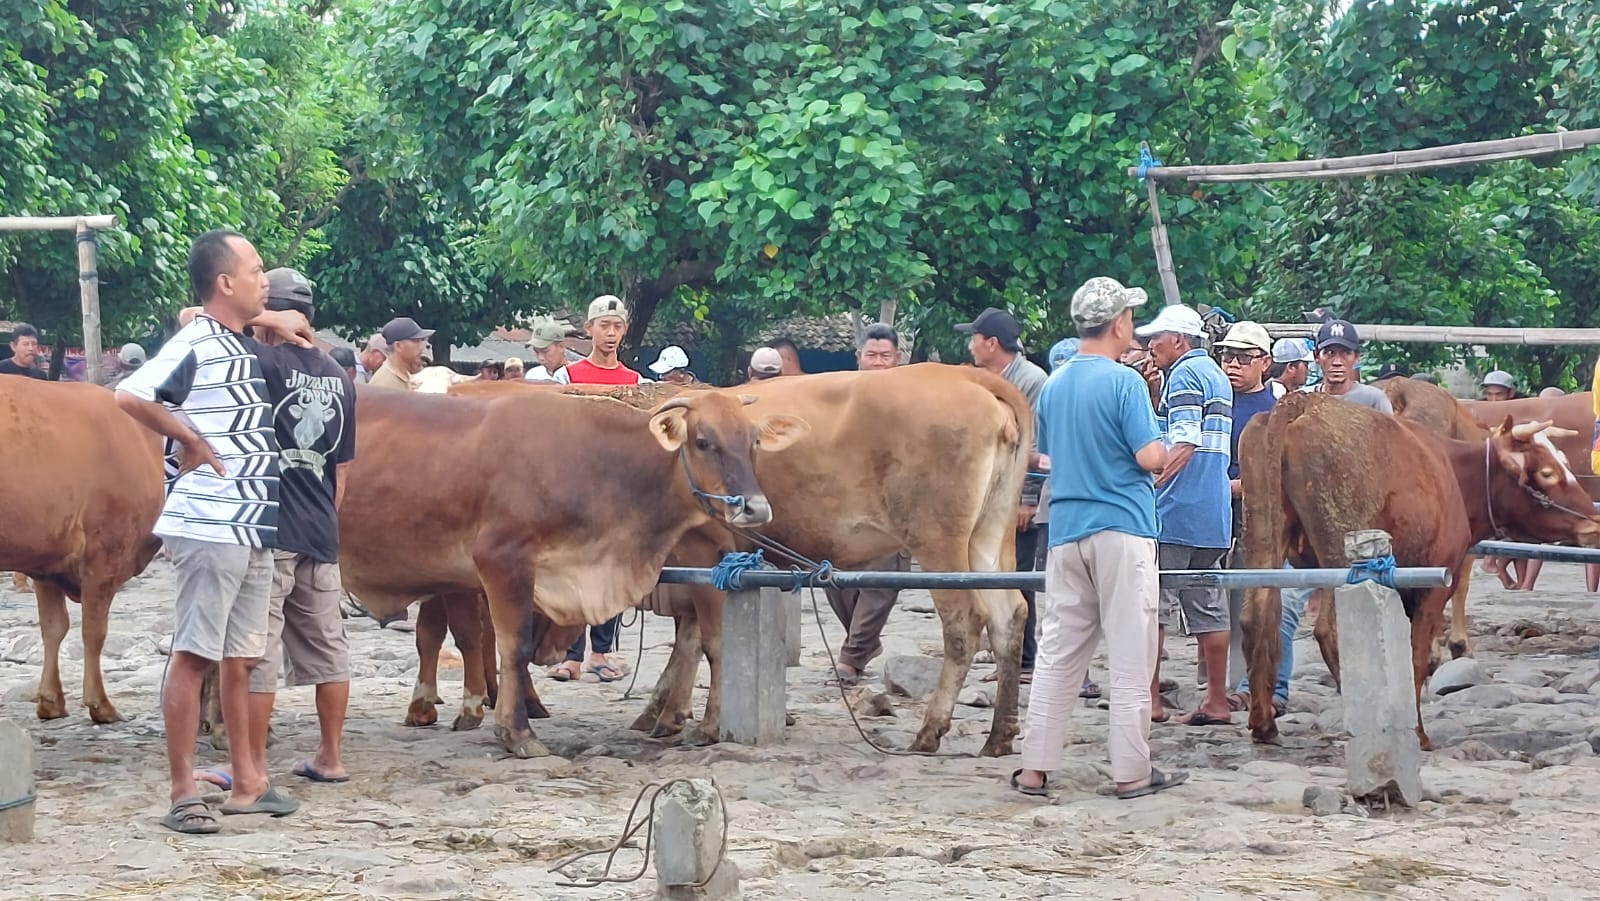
left=1259, top=323, right=1600, bottom=346
left=0, top=215, right=117, bottom=383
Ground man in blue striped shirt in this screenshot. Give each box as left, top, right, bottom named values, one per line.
left=1136, top=304, right=1234, bottom=727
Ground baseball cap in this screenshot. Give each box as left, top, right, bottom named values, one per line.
left=328, top=346, right=356, bottom=369
left=363, top=334, right=388, bottom=355
left=749, top=346, right=783, bottom=377
left=526, top=317, right=574, bottom=350
left=586, top=294, right=629, bottom=323
left=650, top=345, right=690, bottom=375
left=1215, top=321, right=1272, bottom=355
left=504, top=356, right=525, bottom=371
left=119, top=343, right=146, bottom=367
left=1482, top=369, right=1515, bottom=389
left=1374, top=362, right=1406, bottom=380
left=381, top=316, right=434, bottom=344
left=1047, top=338, right=1080, bottom=372
left=1134, top=304, right=1206, bottom=338
left=1315, top=319, right=1360, bottom=352
left=1271, top=338, right=1313, bottom=364
left=1070, top=277, right=1148, bottom=329
left=954, top=307, right=1022, bottom=351
left=265, top=267, right=315, bottom=321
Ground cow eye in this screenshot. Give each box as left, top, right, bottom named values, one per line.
left=695, top=437, right=711, bottom=452
left=1538, top=467, right=1557, bottom=481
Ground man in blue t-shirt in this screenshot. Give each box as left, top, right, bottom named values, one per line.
left=1135, top=304, right=1234, bottom=728
left=1011, top=277, right=1186, bottom=802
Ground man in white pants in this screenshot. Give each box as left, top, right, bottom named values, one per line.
left=1010, top=276, right=1187, bottom=801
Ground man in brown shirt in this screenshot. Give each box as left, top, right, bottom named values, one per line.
left=366, top=317, right=434, bottom=390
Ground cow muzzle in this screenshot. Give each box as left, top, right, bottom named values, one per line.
left=1575, top=518, right=1600, bottom=549
left=730, top=494, right=773, bottom=527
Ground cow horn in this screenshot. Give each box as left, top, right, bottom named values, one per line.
left=1510, top=420, right=1552, bottom=441
left=738, top=394, right=757, bottom=406
left=654, top=397, right=694, bottom=414
left=1546, top=426, right=1581, bottom=439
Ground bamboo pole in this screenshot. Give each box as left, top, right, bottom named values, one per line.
left=75, top=224, right=103, bottom=385
left=0, top=215, right=117, bottom=232
left=1261, top=323, right=1600, bottom=346
left=1146, top=179, right=1182, bottom=306
left=1126, top=128, right=1600, bottom=182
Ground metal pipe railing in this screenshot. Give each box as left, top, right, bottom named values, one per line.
left=656, top=565, right=1452, bottom=592
left=1469, top=540, right=1600, bottom=565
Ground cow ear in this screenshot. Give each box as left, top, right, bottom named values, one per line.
left=1493, top=439, right=1529, bottom=477
left=650, top=408, right=689, bottom=452
left=755, top=414, right=809, bottom=452
left=1494, top=414, right=1514, bottom=437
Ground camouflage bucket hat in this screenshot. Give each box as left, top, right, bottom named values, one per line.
left=1071, top=277, right=1148, bottom=328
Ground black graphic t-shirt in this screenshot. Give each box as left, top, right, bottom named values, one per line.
left=245, top=339, right=357, bottom=562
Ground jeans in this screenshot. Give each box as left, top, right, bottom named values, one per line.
left=1018, top=523, right=1042, bottom=670
left=1235, top=565, right=1309, bottom=704
left=565, top=614, right=620, bottom=663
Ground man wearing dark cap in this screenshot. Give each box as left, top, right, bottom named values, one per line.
left=1372, top=362, right=1407, bottom=382
left=329, top=346, right=358, bottom=381
left=1313, top=319, right=1392, bottom=413
left=367, top=317, right=434, bottom=390
left=958, top=307, right=1050, bottom=686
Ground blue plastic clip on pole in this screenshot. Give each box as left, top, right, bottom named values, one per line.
left=1136, top=142, right=1162, bottom=180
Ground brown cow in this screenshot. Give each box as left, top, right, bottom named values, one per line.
left=1240, top=392, right=1600, bottom=749
left=336, top=385, right=806, bottom=756
left=0, top=380, right=164, bottom=723
left=1464, top=392, right=1599, bottom=499
left=632, top=364, right=1033, bottom=757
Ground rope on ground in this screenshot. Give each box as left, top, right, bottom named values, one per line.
left=1346, top=555, right=1399, bottom=590
left=621, top=605, right=646, bottom=701
left=549, top=777, right=729, bottom=888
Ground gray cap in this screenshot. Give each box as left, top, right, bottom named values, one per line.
left=1482, top=369, right=1516, bottom=389
left=527, top=317, right=575, bottom=350
left=1070, top=277, right=1148, bottom=329
left=119, top=343, right=146, bottom=367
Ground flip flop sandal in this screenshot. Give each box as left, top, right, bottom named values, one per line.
left=221, top=785, right=300, bottom=817
left=1009, top=769, right=1050, bottom=798
left=1273, top=698, right=1288, bottom=718
left=293, top=759, right=350, bottom=784
left=829, top=666, right=861, bottom=687
left=1079, top=681, right=1102, bottom=699
left=1116, top=768, right=1189, bottom=800
left=162, top=797, right=221, bottom=834
left=585, top=662, right=624, bottom=683
left=1226, top=693, right=1250, bottom=712
left=194, top=767, right=233, bottom=791
left=1182, top=711, right=1233, bottom=727
left=547, top=663, right=579, bottom=682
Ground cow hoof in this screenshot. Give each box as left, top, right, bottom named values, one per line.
left=35, top=695, right=68, bottom=721
left=908, top=730, right=943, bottom=754
left=1448, top=641, right=1470, bottom=660
left=1250, top=724, right=1282, bottom=746
left=452, top=712, right=483, bottom=732
left=1416, top=730, right=1434, bottom=752
left=496, top=728, right=550, bottom=759
left=786, top=712, right=796, bottom=727
left=629, top=711, right=658, bottom=733
left=404, top=699, right=439, bottom=728
left=87, top=703, right=124, bottom=725
left=978, top=736, right=1015, bottom=758
left=680, top=728, right=716, bottom=748
left=650, top=719, right=686, bottom=739
left=524, top=699, right=550, bottom=721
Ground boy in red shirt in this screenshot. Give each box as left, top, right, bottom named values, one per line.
left=548, top=295, right=644, bottom=681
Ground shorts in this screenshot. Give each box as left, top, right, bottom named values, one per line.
left=250, top=551, right=351, bottom=693
left=168, top=536, right=274, bottom=661
left=1157, top=543, right=1230, bottom=635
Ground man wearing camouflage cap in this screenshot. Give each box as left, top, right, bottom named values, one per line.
left=1011, top=276, right=1186, bottom=801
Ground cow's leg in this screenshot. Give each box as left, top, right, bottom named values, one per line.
left=33, top=580, right=70, bottom=720
left=442, top=592, right=489, bottom=731
left=78, top=584, right=123, bottom=723
left=474, top=545, right=547, bottom=758
left=404, top=597, right=446, bottom=727
left=637, top=612, right=702, bottom=737
left=910, top=585, right=987, bottom=754
left=1409, top=591, right=1448, bottom=751
left=198, top=662, right=226, bottom=750
left=1447, top=557, right=1473, bottom=660
left=683, top=590, right=725, bottom=747
left=1312, top=587, right=1340, bottom=691
left=1240, top=585, right=1284, bottom=744
left=478, top=594, right=500, bottom=710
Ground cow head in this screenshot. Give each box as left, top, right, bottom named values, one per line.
left=649, top=393, right=808, bottom=527
left=1489, top=417, right=1600, bottom=547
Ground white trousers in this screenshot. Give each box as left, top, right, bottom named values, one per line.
left=1020, top=530, right=1160, bottom=784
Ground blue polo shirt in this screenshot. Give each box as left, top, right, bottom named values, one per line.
left=1156, top=348, right=1233, bottom=549
left=1037, top=354, right=1162, bottom=547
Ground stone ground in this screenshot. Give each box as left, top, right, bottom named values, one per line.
left=3, top=561, right=1600, bottom=900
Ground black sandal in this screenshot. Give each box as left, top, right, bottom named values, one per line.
left=1116, top=768, right=1189, bottom=800
left=1009, top=768, right=1049, bottom=798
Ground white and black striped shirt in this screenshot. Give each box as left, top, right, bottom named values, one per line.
left=117, top=314, right=279, bottom=547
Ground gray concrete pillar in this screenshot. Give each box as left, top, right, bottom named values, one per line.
left=653, top=779, right=740, bottom=900
left=0, top=719, right=35, bottom=842
left=1337, top=530, right=1422, bottom=807
left=783, top=590, right=802, bottom=668
left=719, top=587, right=787, bottom=745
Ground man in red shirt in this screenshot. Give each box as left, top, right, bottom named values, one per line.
left=548, top=295, right=644, bottom=682
left=553, top=295, right=643, bottom=387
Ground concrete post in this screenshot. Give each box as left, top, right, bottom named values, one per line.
left=1336, top=530, right=1422, bottom=807
left=0, top=719, right=35, bottom=842
left=652, top=778, right=740, bottom=900
left=783, top=590, right=802, bottom=668
left=719, top=587, right=787, bottom=744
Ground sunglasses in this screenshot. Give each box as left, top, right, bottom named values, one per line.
left=1219, top=350, right=1267, bottom=363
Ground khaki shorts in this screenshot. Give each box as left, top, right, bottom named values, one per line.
left=1157, top=543, right=1230, bottom=635
left=249, top=551, right=351, bottom=693
left=169, top=537, right=273, bottom=661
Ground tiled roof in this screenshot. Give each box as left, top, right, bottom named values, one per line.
left=755, top=313, right=858, bottom=352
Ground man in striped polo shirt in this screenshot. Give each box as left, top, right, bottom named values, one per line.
left=117, top=229, right=294, bottom=833
left=1135, top=304, right=1234, bottom=728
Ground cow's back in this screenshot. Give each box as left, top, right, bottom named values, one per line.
left=0, top=380, right=163, bottom=587
left=1384, top=378, right=1484, bottom=441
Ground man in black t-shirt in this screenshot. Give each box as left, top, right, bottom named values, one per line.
left=189, top=268, right=358, bottom=792
left=0, top=323, right=46, bottom=379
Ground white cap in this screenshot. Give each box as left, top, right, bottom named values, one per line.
left=1482, top=370, right=1516, bottom=389
left=649, top=345, right=690, bottom=375
left=1271, top=338, right=1314, bottom=364
left=749, top=347, right=783, bottom=376
left=1134, top=304, right=1206, bottom=338
left=1215, top=321, right=1272, bottom=354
